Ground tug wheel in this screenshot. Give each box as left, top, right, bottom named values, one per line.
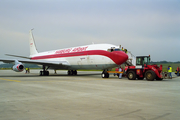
left=127, top=71, right=136, bottom=80
left=145, top=70, right=156, bottom=81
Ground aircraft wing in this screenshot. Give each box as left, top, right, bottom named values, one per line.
left=0, top=58, right=70, bottom=66
left=5, top=54, right=31, bottom=59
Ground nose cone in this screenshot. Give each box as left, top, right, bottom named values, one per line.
left=110, top=51, right=128, bottom=65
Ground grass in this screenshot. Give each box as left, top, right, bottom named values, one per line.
left=151, top=63, right=180, bottom=72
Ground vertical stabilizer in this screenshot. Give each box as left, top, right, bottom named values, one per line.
left=29, top=29, right=38, bottom=56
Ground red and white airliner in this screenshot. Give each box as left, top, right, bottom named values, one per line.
left=0, top=29, right=128, bottom=78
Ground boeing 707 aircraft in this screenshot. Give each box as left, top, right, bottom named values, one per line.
left=0, top=30, right=128, bottom=78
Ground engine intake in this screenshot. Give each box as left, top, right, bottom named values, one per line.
left=13, top=64, right=24, bottom=72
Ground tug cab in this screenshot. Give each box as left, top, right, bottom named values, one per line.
left=136, top=56, right=150, bottom=68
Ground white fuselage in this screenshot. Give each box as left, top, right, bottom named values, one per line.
left=30, top=44, right=128, bottom=70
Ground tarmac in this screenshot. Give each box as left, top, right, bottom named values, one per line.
left=0, top=70, right=180, bottom=120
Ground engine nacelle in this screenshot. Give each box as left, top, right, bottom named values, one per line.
left=13, top=64, right=24, bottom=72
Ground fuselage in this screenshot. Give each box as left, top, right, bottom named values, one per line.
left=30, top=44, right=128, bottom=70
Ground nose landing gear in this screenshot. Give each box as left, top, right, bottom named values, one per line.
left=101, top=70, right=109, bottom=78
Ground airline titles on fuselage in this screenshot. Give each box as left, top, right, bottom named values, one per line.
left=55, top=46, right=88, bottom=54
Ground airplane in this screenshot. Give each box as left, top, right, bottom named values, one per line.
left=0, top=29, right=128, bottom=78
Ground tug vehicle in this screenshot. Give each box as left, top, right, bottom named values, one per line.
left=124, top=55, right=163, bottom=81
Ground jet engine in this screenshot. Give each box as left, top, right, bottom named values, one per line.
left=12, top=60, right=24, bottom=72
left=13, top=64, right=24, bottom=72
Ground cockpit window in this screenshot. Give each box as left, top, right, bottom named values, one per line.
left=107, top=48, right=122, bottom=52
left=114, top=48, right=121, bottom=51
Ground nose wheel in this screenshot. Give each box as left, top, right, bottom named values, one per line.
left=101, top=70, right=109, bottom=78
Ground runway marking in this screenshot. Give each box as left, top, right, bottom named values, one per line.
left=0, top=78, right=21, bottom=82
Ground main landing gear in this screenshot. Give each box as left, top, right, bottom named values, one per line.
left=68, top=70, right=77, bottom=75
left=40, top=65, right=49, bottom=76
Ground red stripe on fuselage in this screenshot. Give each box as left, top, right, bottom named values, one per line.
left=31, top=50, right=128, bottom=65
left=31, top=50, right=107, bottom=60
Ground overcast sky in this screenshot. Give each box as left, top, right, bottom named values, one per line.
left=0, top=0, right=180, bottom=62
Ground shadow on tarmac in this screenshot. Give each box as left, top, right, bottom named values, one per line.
left=0, top=73, right=101, bottom=77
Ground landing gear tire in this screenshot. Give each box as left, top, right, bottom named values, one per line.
left=40, top=71, right=42, bottom=76
left=40, top=65, right=49, bottom=76
left=68, top=70, right=77, bottom=75
left=101, top=72, right=109, bottom=78
left=73, top=70, right=77, bottom=75
left=45, top=71, right=49, bottom=76
left=127, top=70, right=136, bottom=80
left=145, top=70, right=156, bottom=81
left=68, top=70, right=71, bottom=75
left=40, top=71, right=49, bottom=76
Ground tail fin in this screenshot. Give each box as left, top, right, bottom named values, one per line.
left=29, top=29, right=38, bottom=57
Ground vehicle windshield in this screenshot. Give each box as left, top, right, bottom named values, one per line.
left=144, top=57, right=150, bottom=65
left=136, top=56, right=150, bottom=65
